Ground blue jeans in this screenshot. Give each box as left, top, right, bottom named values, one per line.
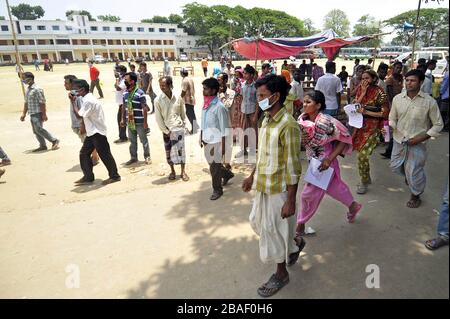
left=323, top=109, right=339, bottom=116
left=128, top=123, right=150, bottom=160
left=437, top=181, right=449, bottom=239
left=30, top=113, right=57, bottom=148
left=0, top=147, right=9, bottom=161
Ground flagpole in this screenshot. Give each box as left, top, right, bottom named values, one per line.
left=254, top=37, right=259, bottom=69
left=410, top=0, right=422, bottom=69
left=5, top=0, right=26, bottom=99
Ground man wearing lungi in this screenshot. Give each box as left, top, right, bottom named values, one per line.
left=389, top=69, right=443, bottom=208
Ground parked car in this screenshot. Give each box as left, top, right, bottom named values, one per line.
left=396, top=50, right=449, bottom=78
left=93, top=55, right=106, bottom=64
left=179, top=53, right=189, bottom=62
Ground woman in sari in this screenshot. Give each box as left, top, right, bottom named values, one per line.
left=230, top=68, right=244, bottom=142
left=352, top=69, right=389, bottom=194
left=293, top=91, right=362, bottom=259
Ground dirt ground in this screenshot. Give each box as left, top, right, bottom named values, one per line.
left=0, top=59, right=448, bottom=299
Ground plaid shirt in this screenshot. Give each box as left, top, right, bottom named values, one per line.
left=26, top=84, right=46, bottom=115
left=255, top=107, right=302, bottom=194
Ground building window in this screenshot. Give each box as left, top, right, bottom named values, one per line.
left=129, top=40, right=135, bottom=45
left=37, top=39, right=46, bottom=45
left=18, top=40, right=25, bottom=45
left=169, top=28, right=176, bottom=33
left=38, top=26, right=46, bottom=31
left=143, top=40, right=149, bottom=45
left=56, top=39, right=70, bottom=45
left=108, top=39, right=113, bottom=45
left=149, top=28, right=154, bottom=32
left=115, top=27, right=122, bottom=32
left=3, top=55, right=12, bottom=61
left=138, top=27, right=144, bottom=32
left=1, top=25, right=9, bottom=32
left=136, top=40, right=141, bottom=45
left=126, top=27, right=133, bottom=32
left=155, top=40, right=162, bottom=45
left=65, top=26, right=73, bottom=31
left=52, top=26, right=60, bottom=31
left=29, top=39, right=35, bottom=45
left=103, top=26, right=110, bottom=31
left=72, top=39, right=78, bottom=45
left=90, top=26, right=98, bottom=31
left=24, top=25, right=32, bottom=31
left=0, top=40, right=8, bottom=45
left=159, top=28, right=166, bottom=33
left=168, top=40, right=174, bottom=45
left=116, top=40, right=121, bottom=45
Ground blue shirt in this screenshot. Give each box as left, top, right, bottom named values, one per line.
left=440, top=71, right=449, bottom=100
left=201, top=97, right=230, bottom=144
left=123, top=88, right=147, bottom=124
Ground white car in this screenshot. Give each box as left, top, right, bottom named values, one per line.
left=179, top=54, right=188, bottom=62
left=396, top=50, right=448, bottom=78
left=93, top=55, right=106, bottom=64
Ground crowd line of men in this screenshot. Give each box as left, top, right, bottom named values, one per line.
left=1, top=53, right=448, bottom=298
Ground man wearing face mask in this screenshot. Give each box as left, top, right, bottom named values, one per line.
left=200, top=77, right=234, bottom=200
left=20, top=72, right=60, bottom=152
left=242, top=74, right=302, bottom=298
left=114, top=65, right=128, bottom=144
left=121, top=72, right=151, bottom=166
left=71, top=79, right=121, bottom=186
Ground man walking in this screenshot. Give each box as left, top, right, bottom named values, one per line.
left=389, top=70, right=443, bottom=208
left=121, top=72, right=151, bottom=166
left=138, top=62, right=155, bottom=114
left=242, top=74, right=302, bottom=297
left=200, top=77, right=234, bottom=200
left=88, top=61, right=104, bottom=99
left=20, top=72, right=60, bottom=152
left=71, top=79, right=121, bottom=186
left=201, top=58, right=209, bottom=77
left=155, top=76, right=189, bottom=182
left=314, top=61, right=342, bottom=117
left=181, top=68, right=199, bottom=134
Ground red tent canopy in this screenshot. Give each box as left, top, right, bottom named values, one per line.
left=231, top=30, right=377, bottom=61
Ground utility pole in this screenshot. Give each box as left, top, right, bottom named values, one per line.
left=5, top=0, right=26, bottom=99
left=410, top=0, right=422, bottom=69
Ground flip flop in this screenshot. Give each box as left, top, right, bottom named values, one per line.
left=181, top=173, right=190, bottom=182
left=425, top=237, right=449, bottom=250
left=407, top=197, right=422, bottom=208
left=288, top=236, right=306, bottom=267
left=347, top=203, right=363, bottom=223
left=168, top=173, right=176, bottom=181
left=257, top=274, right=289, bottom=298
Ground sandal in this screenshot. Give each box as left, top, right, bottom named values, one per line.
left=168, top=172, right=176, bottom=181
left=347, top=203, right=362, bottom=223
left=288, top=236, right=306, bottom=267
left=407, top=196, right=422, bottom=208
left=181, top=173, right=190, bottom=182
left=425, top=236, right=449, bottom=250
left=257, top=274, right=289, bottom=298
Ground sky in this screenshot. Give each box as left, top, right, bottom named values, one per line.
left=0, top=0, right=446, bottom=39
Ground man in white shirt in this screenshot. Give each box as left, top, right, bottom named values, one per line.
left=71, top=79, right=121, bottom=186
left=114, top=65, right=128, bottom=143
left=155, top=76, right=189, bottom=182
left=314, top=61, right=342, bottom=117
left=389, top=69, right=443, bottom=209
left=420, top=60, right=436, bottom=96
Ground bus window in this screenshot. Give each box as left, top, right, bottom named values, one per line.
left=432, top=53, right=443, bottom=60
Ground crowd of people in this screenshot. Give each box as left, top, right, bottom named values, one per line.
left=1, top=53, right=448, bottom=298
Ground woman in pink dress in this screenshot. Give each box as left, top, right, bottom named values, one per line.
left=294, top=90, right=362, bottom=249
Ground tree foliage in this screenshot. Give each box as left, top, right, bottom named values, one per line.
left=182, top=2, right=305, bottom=57
left=384, top=8, right=448, bottom=47
left=303, top=18, right=320, bottom=36
left=66, top=10, right=96, bottom=21
left=353, top=14, right=382, bottom=47
left=324, top=9, right=350, bottom=37
left=11, top=3, right=45, bottom=20
left=97, top=15, right=121, bottom=22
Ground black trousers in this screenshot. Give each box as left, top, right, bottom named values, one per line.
left=440, top=98, right=449, bottom=130
left=90, top=79, right=104, bottom=98
left=185, top=104, right=199, bottom=133
left=204, top=142, right=233, bottom=193
left=80, top=133, right=120, bottom=181
left=117, top=105, right=127, bottom=140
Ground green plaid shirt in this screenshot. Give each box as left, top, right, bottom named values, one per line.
left=255, top=107, right=302, bottom=194
left=26, top=84, right=46, bottom=115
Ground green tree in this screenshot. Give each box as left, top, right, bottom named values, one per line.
left=151, top=16, right=170, bottom=23
left=324, top=9, right=350, bottom=37
left=141, top=19, right=153, bottom=23
left=11, top=3, right=45, bottom=20
left=303, top=18, right=320, bottom=36
left=353, top=14, right=382, bottom=47
left=384, top=8, right=448, bottom=47
left=66, top=10, right=96, bottom=21
left=168, top=14, right=184, bottom=27
left=97, top=15, right=121, bottom=22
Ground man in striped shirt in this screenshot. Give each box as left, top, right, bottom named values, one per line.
left=121, top=72, right=151, bottom=165
left=242, top=75, right=303, bottom=298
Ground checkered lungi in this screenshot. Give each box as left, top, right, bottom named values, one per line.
left=163, top=129, right=186, bottom=165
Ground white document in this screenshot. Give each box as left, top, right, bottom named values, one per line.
left=344, top=104, right=363, bottom=129
left=304, top=157, right=334, bottom=191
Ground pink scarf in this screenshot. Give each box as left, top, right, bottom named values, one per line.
left=203, top=96, right=216, bottom=110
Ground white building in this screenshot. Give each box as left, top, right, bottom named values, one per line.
left=0, top=15, right=209, bottom=64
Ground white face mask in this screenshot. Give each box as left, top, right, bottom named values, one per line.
left=258, top=94, right=276, bottom=111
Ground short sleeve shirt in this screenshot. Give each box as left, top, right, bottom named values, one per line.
left=123, top=88, right=147, bottom=124
left=240, top=81, right=257, bottom=114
